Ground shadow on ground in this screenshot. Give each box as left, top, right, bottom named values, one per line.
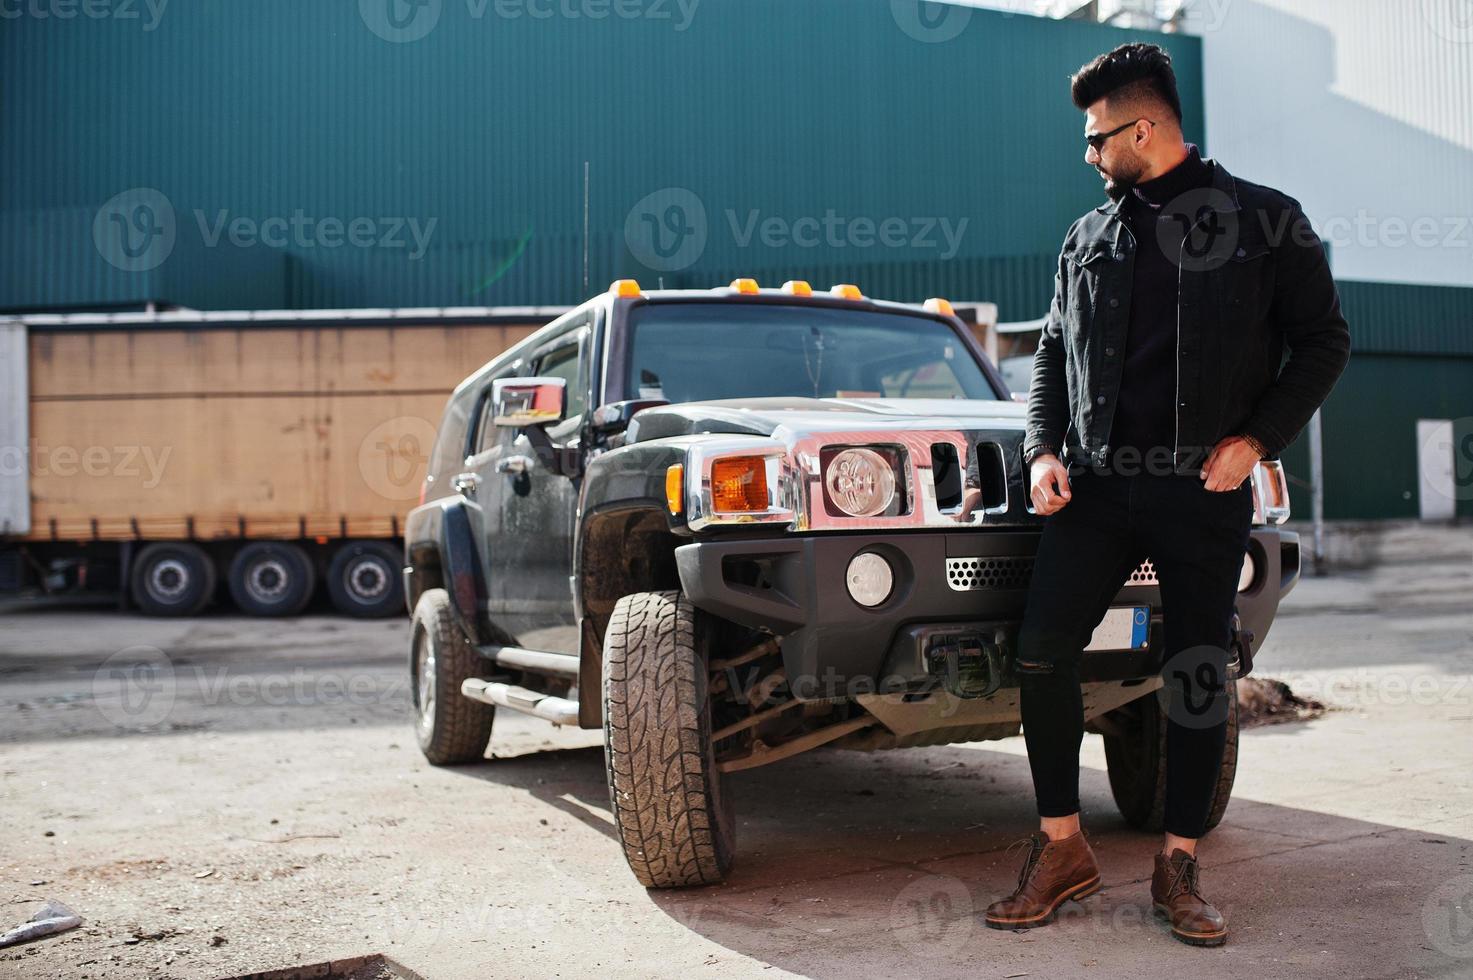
left=449, top=722, right=1473, bottom=979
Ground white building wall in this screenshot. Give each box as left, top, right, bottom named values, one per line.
left=1184, top=0, right=1473, bottom=287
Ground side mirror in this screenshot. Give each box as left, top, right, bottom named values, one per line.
left=591, top=398, right=671, bottom=436
left=493, top=377, right=566, bottom=428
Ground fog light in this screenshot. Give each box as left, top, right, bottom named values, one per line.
left=825, top=447, right=896, bottom=517
left=1238, top=551, right=1256, bottom=593
left=846, top=551, right=893, bottom=607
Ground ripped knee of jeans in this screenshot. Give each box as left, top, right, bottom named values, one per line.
left=1015, top=658, right=1067, bottom=692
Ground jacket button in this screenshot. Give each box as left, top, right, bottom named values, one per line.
left=1105, top=346, right=1116, bottom=356
left=1096, top=395, right=1106, bottom=405
left=1109, top=298, right=1120, bottom=308
left=1236, top=248, right=1246, bottom=257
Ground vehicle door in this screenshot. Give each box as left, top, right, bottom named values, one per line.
left=489, top=320, right=591, bottom=652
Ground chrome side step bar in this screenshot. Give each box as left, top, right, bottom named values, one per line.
left=479, top=644, right=580, bottom=680
left=461, top=678, right=579, bottom=727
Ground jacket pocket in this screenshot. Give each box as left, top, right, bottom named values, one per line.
left=1222, top=241, right=1271, bottom=314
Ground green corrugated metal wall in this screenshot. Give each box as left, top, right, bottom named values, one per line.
left=1276, top=279, right=1473, bottom=520
left=1337, top=280, right=1473, bottom=357
left=0, top=0, right=1202, bottom=313
left=1280, top=354, right=1473, bottom=521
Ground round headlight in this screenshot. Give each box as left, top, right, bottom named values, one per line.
left=846, top=551, right=894, bottom=607
left=825, top=448, right=896, bottom=517
left=1237, top=551, right=1256, bottom=593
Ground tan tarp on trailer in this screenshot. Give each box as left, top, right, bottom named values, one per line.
left=18, top=317, right=549, bottom=542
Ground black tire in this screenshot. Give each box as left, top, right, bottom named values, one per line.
left=410, top=588, right=494, bottom=765
left=130, top=542, right=216, bottom=617
left=326, top=541, right=404, bottom=618
left=602, top=590, right=735, bottom=888
left=227, top=542, right=316, bottom=617
left=1103, top=680, right=1239, bottom=834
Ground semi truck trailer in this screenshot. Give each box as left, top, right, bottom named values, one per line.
left=0, top=307, right=560, bottom=617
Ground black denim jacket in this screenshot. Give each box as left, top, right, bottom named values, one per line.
left=1022, top=158, right=1352, bottom=476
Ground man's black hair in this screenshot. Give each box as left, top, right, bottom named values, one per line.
left=1070, top=42, right=1183, bottom=124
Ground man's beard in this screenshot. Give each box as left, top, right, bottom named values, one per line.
left=1099, top=157, right=1147, bottom=201
left=1103, top=175, right=1134, bottom=202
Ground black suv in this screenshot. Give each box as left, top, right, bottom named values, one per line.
left=403, top=278, right=1301, bottom=888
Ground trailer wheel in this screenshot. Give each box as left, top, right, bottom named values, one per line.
left=130, top=542, right=216, bottom=617
left=411, top=588, right=494, bottom=765
left=603, top=590, right=735, bottom=888
left=1103, top=679, right=1239, bottom=834
left=227, top=542, right=316, bottom=617
left=326, top=541, right=403, bottom=618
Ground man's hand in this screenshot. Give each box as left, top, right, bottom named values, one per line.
left=1029, top=453, right=1072, bottom=515
left=949, top=487, right=983, bottom=522
left=1199, top=436, right=1260, bottom=492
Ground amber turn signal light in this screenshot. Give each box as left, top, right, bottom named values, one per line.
left=665, top=464, right=684, bottom=515
left=710, top=456, right=769, bottom=512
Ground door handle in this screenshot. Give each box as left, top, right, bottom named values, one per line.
left=495, top=454, right=536, bottom=475
left=452, top=472, right=480, bottom=495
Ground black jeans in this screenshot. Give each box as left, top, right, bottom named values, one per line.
left=1016, top=469, right=1254, bottom=839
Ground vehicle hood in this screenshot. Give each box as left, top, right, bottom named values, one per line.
left=625, top=396, right=1026, bottom=443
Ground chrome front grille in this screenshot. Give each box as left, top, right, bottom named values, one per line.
left=1125, top=559, right=1158, bottom=586
left=945, top=556, right=1158, bottom=591
left=945, top=557, right=1033, bottom=591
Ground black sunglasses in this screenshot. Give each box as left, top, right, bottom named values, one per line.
left=1085, top=118, right=1154, bottom=151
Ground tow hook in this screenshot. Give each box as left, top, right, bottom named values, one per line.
left=925, top=629, right=1007, bottom=699
left=1228, top=612, right=1256, bottom=679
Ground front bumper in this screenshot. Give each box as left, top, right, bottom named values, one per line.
left=675, top=528, right=1299, bottom=701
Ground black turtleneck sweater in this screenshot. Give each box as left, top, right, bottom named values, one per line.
left=1108, top=144, right=1213, bottom=468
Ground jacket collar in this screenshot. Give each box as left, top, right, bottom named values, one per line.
left=1093, top=154, right=1242, bottom=217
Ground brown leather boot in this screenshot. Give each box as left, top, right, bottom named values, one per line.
left=1151, top=848, right=1228, bottom=946
left=983, top=830, right=1102, bottom=930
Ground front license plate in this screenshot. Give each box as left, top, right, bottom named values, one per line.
left=1084, top=605, right=1150, bottom=652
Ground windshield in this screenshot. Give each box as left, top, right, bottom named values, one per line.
left=625, top=303, right=999, bottom=403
